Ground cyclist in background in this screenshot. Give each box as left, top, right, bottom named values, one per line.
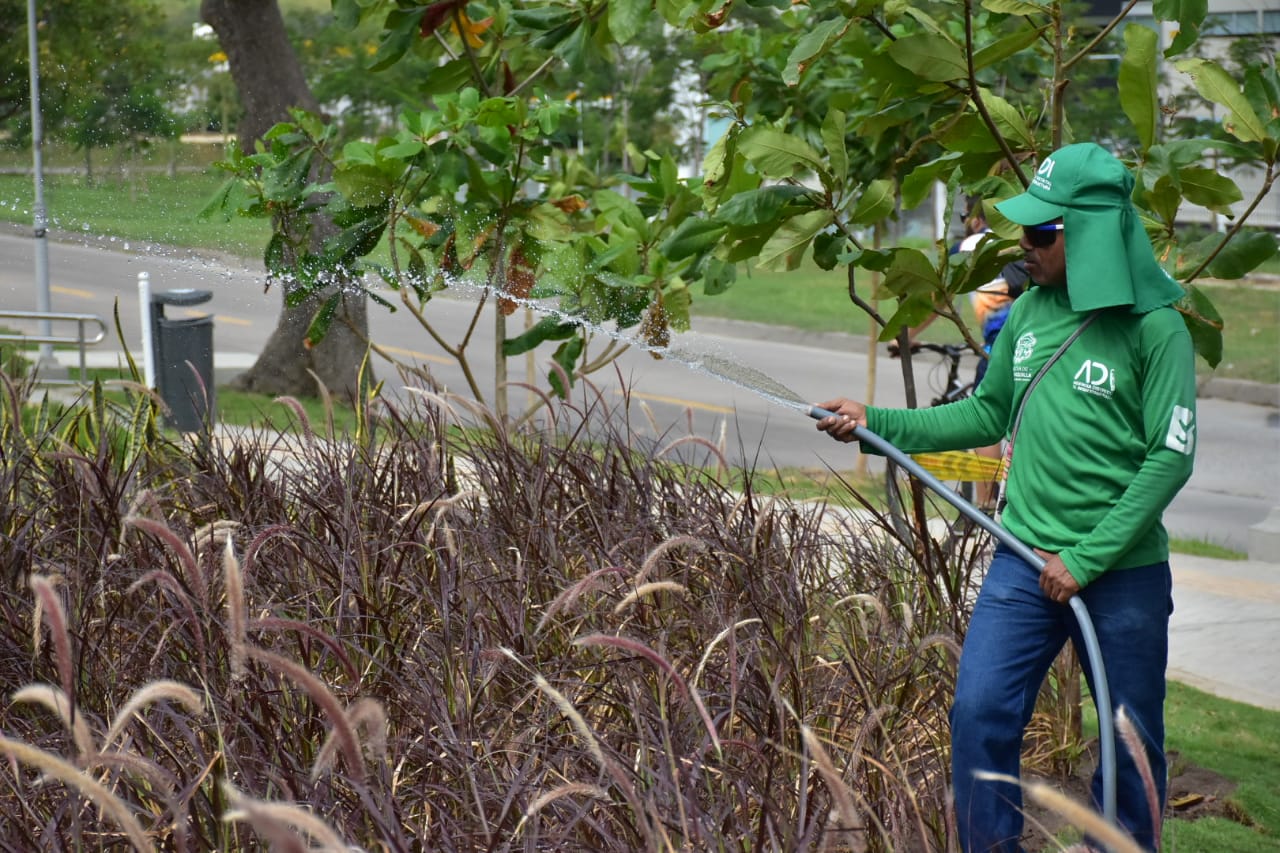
left=892, top=200, right=1027, bottom=506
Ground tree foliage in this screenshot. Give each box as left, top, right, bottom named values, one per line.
left=0, top=0, right=178, bottom=168
left=214, top=0, right=1280, bottom=409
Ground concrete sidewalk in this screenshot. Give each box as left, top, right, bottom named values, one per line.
left=1169, top=553, right=1280, bottom=711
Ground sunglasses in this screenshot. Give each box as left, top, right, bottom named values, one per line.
left=1023, top=222, right=1065, bottom=248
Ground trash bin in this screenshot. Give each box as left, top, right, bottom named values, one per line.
left=150, top=289, right=215, bottom=432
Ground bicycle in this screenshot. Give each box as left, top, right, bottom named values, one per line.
left=883, top=343, right=1003, bottom=550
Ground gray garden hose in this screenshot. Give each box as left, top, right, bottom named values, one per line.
left=807, top=406, right=1118, bottom=827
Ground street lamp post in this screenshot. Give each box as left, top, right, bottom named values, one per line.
left=26, top=0, right=58, bottom=373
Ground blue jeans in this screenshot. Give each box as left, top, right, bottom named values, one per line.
left=951, top=545, right=1172, bottom=851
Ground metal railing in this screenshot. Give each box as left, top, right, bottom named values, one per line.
left=0, top=310, right=108, bottom=385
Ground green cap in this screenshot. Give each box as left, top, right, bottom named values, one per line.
left=995, top=143, right=1184, bottom=314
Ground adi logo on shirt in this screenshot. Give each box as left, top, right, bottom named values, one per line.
left=1072, top=359, right=1116, bottom=399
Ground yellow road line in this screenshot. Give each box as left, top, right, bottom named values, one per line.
left=377, top=344, right=453, bottom=366
left=52, top=285, right=95, bottom=299
left=176, top=308, right=251, bottom=327
left=621, top=389, right=735, bottom=415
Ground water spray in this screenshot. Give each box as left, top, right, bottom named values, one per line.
left=807, top=405, right=1118, bottom=827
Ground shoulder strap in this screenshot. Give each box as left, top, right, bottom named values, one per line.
left=994, top=310, right=1101, bottom=521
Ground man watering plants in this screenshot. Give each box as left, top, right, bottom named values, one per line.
left=815, top=143, right=1196, bottom=852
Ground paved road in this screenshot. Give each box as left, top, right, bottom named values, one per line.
left=2, top=229, right=1277, bottom=553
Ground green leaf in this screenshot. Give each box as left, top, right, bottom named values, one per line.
left=595, top=190, right=649, bottom=239
left=327, top=213, right=387, bottom=265
left=369, top=9, right=422, bottom=72
left=263, top=150, right=313, bottom=202
left=723, top=222, right=780, bottom=263
left=549, top=335, right=585, bottom=397
left=123, top=393, right=153, bottom=467
left=264, top=233, right=288, bottom=275
left=901, top=153, right=963, bottom=210
left=523, top=203, right=574, bottom=242
left=304, top=292, right=341, bottom=348
left=812, top=231, right=845, bottom=271
left=701, top=123, right=735, bottom=202
left=756, top=210, right=833, bottom=271
left=335, top=164, right=395, bottom=207
left=1178, top=166, right=1242, bottom=216
left=886, top=33, right=966, bottom=83
left=737, top=126, right=826, bottom=179
left=1146, top=174, right=1182, bottom=226
left=1153, top=0, right=1206, bottom=57
left=972, top=22, right=1047, bottom=70
left=421, top=59, right=475, bottom=96
left=717, top=185, right=813, bottom=226
left=532, top=18, right=577, bottom=50
left=1206, top=230, right=1278, bottom=280
left=783, top=18, right=849, bottom=87
left=1119, top=25, right=1160, bottom=152
left=333, top=0, right=361, bottom=28
left=702, top=257, right=737, bottom=296
left=979, top=91, right=1035, bottom=150
left=663, top=283, right=693, bottom=333
left=1174, top=58, right=1267, bottom=142
left=555, top=18, right=591, bottom=73
left=511, top=7, right=577, bottom=30
left=881, top=248, right=941, bottom=298
left=935, top=113, right=1004, bottom=153
left=608, top=0, right=646, bottom=43
left=661, top=218, right=728, bottom=261
left=1177, top=284, right=1222, bottom=368
left=821, top=109, right=848, bottom=187
left=850, top=180, right=895, bottom=226
left=197, top=177, right=238, bottom=220
left=980, top=0, right=1047, bottom=14
left=879, top=295, right=940, bottom=342
left=503, top=318, right=578, bottom=357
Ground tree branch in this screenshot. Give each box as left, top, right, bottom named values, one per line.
left=1185, top=159, right=1278, bottom=282
left=1063, top=0, right=1141, bottom=73
left=965, top=0, right=1029, bottom=188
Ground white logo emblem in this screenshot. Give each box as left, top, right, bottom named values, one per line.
left=1165, top=405, right=1195, bottom=455
left=1072, top=359, right=1116, bottom=399
left=1032, top=157, right=1056, bottom=192
left=1014, top=332, right=1036, bottom=364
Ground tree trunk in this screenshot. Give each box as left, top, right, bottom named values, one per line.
left=200, top=0, right=369, bottom=400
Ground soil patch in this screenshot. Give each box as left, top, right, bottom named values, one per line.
left=1021, top=748, right=1245, bottom=849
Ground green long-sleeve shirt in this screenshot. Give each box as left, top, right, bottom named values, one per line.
left=867, top=285, right=1196, bottom=586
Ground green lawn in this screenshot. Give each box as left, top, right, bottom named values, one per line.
left=1164, top=682, right=1280, bottom=850
left=1067, top=681, right=1280, bottom=851
left=0, top=170, right=270, bottom=258
left=693, top=263, right=1280, bottom=385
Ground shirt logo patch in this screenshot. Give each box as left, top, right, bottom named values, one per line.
left=1013, top=332, right=1037, bottom=364
left=1165, top=405, right=1195, bottom=455
left=1072, top=359, right=1116, bottom=399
